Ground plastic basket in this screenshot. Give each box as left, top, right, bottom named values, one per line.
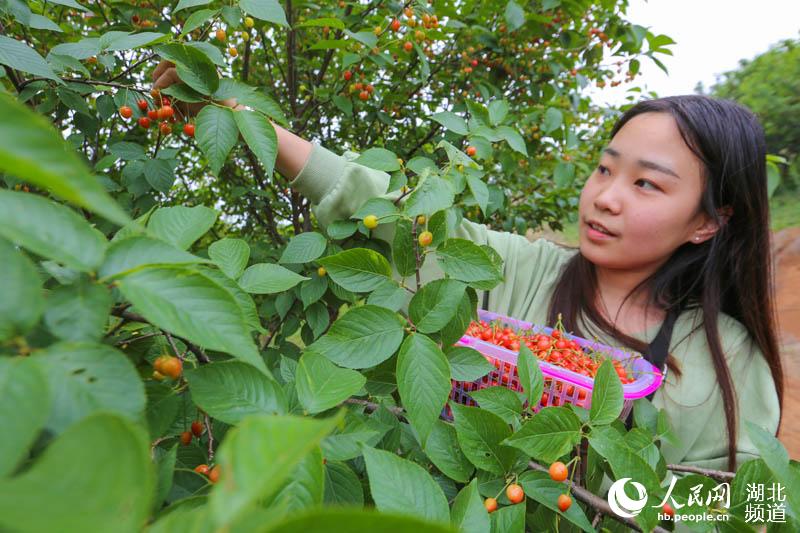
left=441, top=310, right=664, bottom=421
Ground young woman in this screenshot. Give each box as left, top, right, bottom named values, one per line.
left=154, top=62, right=783, bottom=474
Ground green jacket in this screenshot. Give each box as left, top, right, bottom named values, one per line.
left=290, top=142, right=781, bottom=474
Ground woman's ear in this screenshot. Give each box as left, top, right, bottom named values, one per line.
left=690, top=205, right=733, bottom=244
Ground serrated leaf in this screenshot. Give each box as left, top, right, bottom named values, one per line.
left=0, top=35, right=59, bottom=81
left=446, top=346, right=493, bottom=382
left=0, top=190, right=107, bottom=272
left=451, top=478, right=490, bottom=533
left=516, top=343, right=543, bottom=410
left=432, top=111, right=469, bottom=135
left=195, top=104, right=238, bottom=174
left=209, top=238, right=250, bottom=279
left=362, top=446, right=450, bottom=525
left=409, top=279, right=466, bottom=334
left=589, top=359, right=624, bottom=425
left=43, top=281, right=111, bottom=341
left=238, top=263, right=309, bottom=294
left=450, top=403, right=518, bottom=475
left=147, top=205, right=217, bottom=250
left=469, top=386, right=523, bottom=425
left=32, top=342, right=146, bottom=434
left=503, top=407, right=582, bottom=463
left=98, top=235, right=208, bottom=279
left=0, top=414, right=154, bottom=533
left=0, top=94, right=129, bottom=225
left=184, top=362, right=286, bottom=424
left=116, top=265, right=265, bottom=372
left=234, top=109, right=278, bottom=177
left=307, top=305, right=404, bottom=369
left=404, top=177, right=455, bottom=217
left=155, top=43, right=219, bottom=95
left=436, top=238, right=501, bottom=285
left=0, top=238, right=44, bottom=341
left=318, top=248, right=393, bottom=292
left=279, top=232, right=327, bottom=264
left=354, top=147, right=401, bottom=172
left=238, top=0, right=288, bottom=26
left=396, top=333, right=451, bottom=446
left=425, top=420, right=475, bottom=484
left=296, top=352, right=366, bottom=414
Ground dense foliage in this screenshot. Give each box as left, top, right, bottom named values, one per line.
left=1, top=0, right=797, bottom=532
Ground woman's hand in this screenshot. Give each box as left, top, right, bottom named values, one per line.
left=150, top=60, right=238, bottom=117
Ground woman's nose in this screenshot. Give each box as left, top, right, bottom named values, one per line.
left=592, top=176, right=624, bottom=214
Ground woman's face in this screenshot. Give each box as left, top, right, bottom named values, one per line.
left=578, top=112, right=714, bottom=273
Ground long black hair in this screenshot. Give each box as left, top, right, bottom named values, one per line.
left=547, top=95, right=783, bottom=472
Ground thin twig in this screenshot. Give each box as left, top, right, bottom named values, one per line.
left=204, top=412, right=215, bottom=462
left=666, top=464, right=735, bottom=482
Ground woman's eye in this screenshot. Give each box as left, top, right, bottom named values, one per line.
left=636, top=179, right=659, bottom=191
left=597, top=165, right=610, bottom=175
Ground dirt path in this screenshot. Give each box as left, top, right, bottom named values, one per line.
left=774, top=227, right=800, bottom=459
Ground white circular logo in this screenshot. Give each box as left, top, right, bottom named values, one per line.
left=607, top=477, right=649, bottom=518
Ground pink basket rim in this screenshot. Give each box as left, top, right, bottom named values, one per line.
left=456, top=310, right=663, bottom=400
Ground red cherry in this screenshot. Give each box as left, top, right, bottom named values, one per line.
left=183, top=123, right=195, bottom=137
left=137, top=99, right=148, bottom=111
left=191, top=420, right=203, bottom=437
left=138, top=117, right=151, bottom=128
left=147, top=109, right=158, bottom=120
left=159, top=121, right=171, bottom=135
left=119, top=106, right=133, bottom=119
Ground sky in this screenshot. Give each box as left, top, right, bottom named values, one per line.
left=586, top=0, right=800, bottom=107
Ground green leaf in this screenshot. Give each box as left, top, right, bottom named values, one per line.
left=101, top=32, right=166, bottom=52
left=296, top=351, right=366, bottom=414
left=300, top=274, right=329, bottom=309
left=432, top=111, right=469, bottom=135
left=589, top=359, right=624, bottom=425
left=321, top=412, right=386, bottom=461
left=503, top=407, right=582, bottom=463
left=450, top=478, right=490, bottom=533
left=0, top=238, right=44, bottom=341
left=110, top=141, right=147, bottom=161
left=325, top=220, right=358, bottom=240
left=515, top=343, right=543, bottom=410
left=43, top=281, right=111, bottom=341
left=296, top=17, right=345, bottom=29
left=0, top=35, right=59, bottom=81
left=318, top=248, right=393, bottom=292
left=504, top=0, right=525, bottom=32
left=496, top=126, right=528, bottom=156
left=409, top=279, right=467, bottom=334
left=196, top=105, right=238, bottom=174
left=265, top=446, right=324, bottom=512
left=49, top=37, right=100, bottom=60
left=404, top=177, right=455, bottom=217
left=175, top=0, right=212, bottom=11
left=518, top=471, right=595, bottom=532
left=0, top=414, right=154, bottom=533
left=365, top=280, right=405, bottom=313
left=152, top=444, right=178, bottom=514
left=396, top=333, right=451, bottom=446
left=98, top=235, right=208, bottom=280
left=490, top=503, right=525, bottom=533
left=279, top=232, right=327, bottom=264
left=144, top=382, right=180, bottom=439
left=392, top=218, right=416, bottom=278
left=209, top=412, right=342, bottom=525
left=362, top=446, right=450, bottom=525
left=184, top=361, right=287, bottom=425
left=116, top=266, right=265, bottom=372
left=238, top=0, right=289, bottom=26
left=323, top=461, right=364, bottom=506
left=466, top=174, right=489, bottom=215
left=542, top=107, right=563, bottom=133
left=450, top=403, right=518, bottom=475
left=0, top=358, right=50, bottom=477
left=425, top=420, right=475, bottom=484
left=436, top=238, right=501, bottom=284
left=746, top=421, right=800, bottom=520
left=468, top=386, right=523, bottom=425
left=181, top=9, right=220, bottom=35
left=155, top=43, right=219, bottom=95
left=354, top=147, right=401, bottom=172
left=234, top=109, right=278, bottom=177
left=46, top=0, right=90, bottom=12
left=351, top=197, right=401, bottom=222
left=488, top=100, right=509, bottom=126
left=446, top=346, right=493, bottom=382
left=0, top=190, right=107, bottom=272
left=307, top=305, right=404, bottom=369
left=0, top=93, right=129, bottom=225
left=264, top=508, right=454, bottom=533
left=147, top=205, right=218, bottom=250
left=588, top=425, right=660, bottom=490
left=238, top=263, right=309, bottom=293
left=143, top=158, right=176, bottom=193
left=32, top=342, right=146, bottom=434
left=209, top=238, right=250, bottom=279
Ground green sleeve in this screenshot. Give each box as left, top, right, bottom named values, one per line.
left=289, top=143, right=574, bottom=314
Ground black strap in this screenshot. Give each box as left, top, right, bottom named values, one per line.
left=624, top=307, right=680, bottom=429
left=481, top=290, right=490, bottom=311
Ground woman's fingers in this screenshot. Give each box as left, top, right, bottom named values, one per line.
left=153, top=67, right=181, bottom=91
left=151, top=60, right=175, bottom=82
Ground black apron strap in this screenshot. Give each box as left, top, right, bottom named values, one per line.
left=624, top=307, right=680, bottom=430
left=481, top=290, right=490, bottom=311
